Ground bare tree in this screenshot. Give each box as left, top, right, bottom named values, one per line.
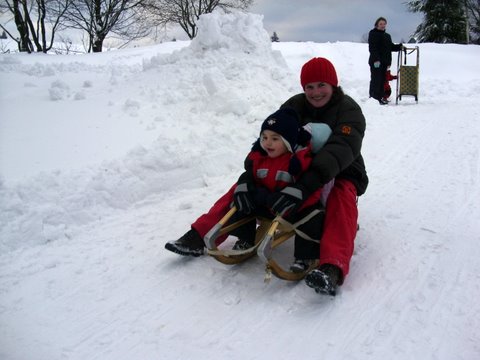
left=0, top=0, right=72, bottom=53
left=64, top=0, right=150, bottom=52
left=1, top=0, right=31, bottom=52
left=144, top=0, right=253, bottom=39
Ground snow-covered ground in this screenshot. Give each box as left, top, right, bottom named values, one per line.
left=1, top=11, right=480, bottom=360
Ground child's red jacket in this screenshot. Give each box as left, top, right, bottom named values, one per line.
left=191, top=143, right=323, bottom=242
left=240, top=143, right=322, bottom=210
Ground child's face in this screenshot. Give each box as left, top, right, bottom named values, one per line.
left=304, top=81, right=333, bottom=108
left=261, top=130, right=289, bottom=158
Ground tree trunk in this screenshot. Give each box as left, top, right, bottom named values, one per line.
left=91, top=0, right=104, bottom=52
left=12, top=0, right=31, bottom=52
left=92, top=35, right=104, bottom=52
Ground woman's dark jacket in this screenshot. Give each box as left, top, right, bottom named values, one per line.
left=368, top=28, right=402, bottom=67
left=281, top=91, right=368, bottom=196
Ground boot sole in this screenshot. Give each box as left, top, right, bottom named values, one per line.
left=164, top=242, right=204, bottom=257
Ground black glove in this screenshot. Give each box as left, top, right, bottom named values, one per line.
left=269, top=186, right=304, bottom=216
left=233, top=183, right=255, bottom=214
left=253, top=187, right=271, bottom=207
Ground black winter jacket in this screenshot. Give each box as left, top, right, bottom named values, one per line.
left=281, top=91, right=368, bottom=196
left=368, top=28, right=402, bottom=67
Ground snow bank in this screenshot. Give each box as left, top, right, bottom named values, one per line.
left=141, top=10, right=294, bottom=117
left=0, top=11, right=295, bottom=253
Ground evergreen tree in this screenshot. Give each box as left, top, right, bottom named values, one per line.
left=407, top=0, right=468, bottom=43
left=466, top=0, right=480, bottom=44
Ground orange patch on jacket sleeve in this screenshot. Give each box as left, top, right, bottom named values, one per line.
left=341, top=125, right=352, bottom=135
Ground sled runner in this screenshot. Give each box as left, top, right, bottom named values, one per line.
left=204, top=207, right=319, bottom=281
left=396, top=46, right=420, bottom=104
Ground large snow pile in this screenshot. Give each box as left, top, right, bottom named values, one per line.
left=1, top=10, right=480, bottom=360
left=0, top=11, right=295, bottom=253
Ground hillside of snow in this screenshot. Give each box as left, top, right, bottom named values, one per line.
left=1, top=11, right=479, bottom=360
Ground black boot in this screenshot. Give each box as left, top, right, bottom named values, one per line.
left=305, top=264, right=342, bottom=296
left=289, top=259, right=315, bottom=273
left=165, top=229, right=205, bottom=257
left=232, top=238, right=255, bottom=250
left=379, top=98, right=389, bottom=105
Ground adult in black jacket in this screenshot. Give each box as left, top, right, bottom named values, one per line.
left=166, top=57, right=368, bottom=297
left=280, top=57, right=368, bottom=296
left=368, top=17, right=403, bottom=104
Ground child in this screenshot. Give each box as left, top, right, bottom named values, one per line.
left=382, top=66, right=398, bottom=102
left=165, top=107, right=331, bottom=272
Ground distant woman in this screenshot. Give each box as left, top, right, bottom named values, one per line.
left=368, top=17, right=403, bottom=104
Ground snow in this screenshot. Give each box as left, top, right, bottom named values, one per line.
left=1, top=10, right=480, bottom=360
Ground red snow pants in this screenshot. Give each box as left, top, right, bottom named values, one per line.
left=318, top=179, right=358, bottom=283
left=192, top=184, right=237, bottom=245
left=191, top=178, right=359, bottom=282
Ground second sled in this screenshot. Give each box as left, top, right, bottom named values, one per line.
left=396, top=46, right=420, bottom=104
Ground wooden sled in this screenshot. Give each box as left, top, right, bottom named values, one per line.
left=204, top=207, right=319, bottom=281
left=396, top=46, right=420, bottom=104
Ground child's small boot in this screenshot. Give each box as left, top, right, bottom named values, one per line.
left=289, top=259, right=315, bottom=273
left=232, top=238, right=255, bottom=250
left=165, top=229, right=205, bottom=257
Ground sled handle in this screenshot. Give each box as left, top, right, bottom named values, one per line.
left=204, top=207, right=237, bottom=249
left=257, top=220, right=279, bottom=262
left=266, top=220, right=279, bottom=238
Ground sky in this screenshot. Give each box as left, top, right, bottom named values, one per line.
left=249, top=0, right=423, bottom=43
left=1, top=10, right=480, bottom=360
left=0, top=1, right=423, bottom=48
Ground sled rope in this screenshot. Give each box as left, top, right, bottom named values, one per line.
left=264, top=264, right=273, bottom=283
left=273, top=208, right=322, bottom=243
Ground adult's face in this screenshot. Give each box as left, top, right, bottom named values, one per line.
left=304, top=82, right=333, bottom=108
left=376, top=20, right=387, bottom=31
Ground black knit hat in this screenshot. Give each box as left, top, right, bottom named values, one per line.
left=260, top=107, right=308, bottom=153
